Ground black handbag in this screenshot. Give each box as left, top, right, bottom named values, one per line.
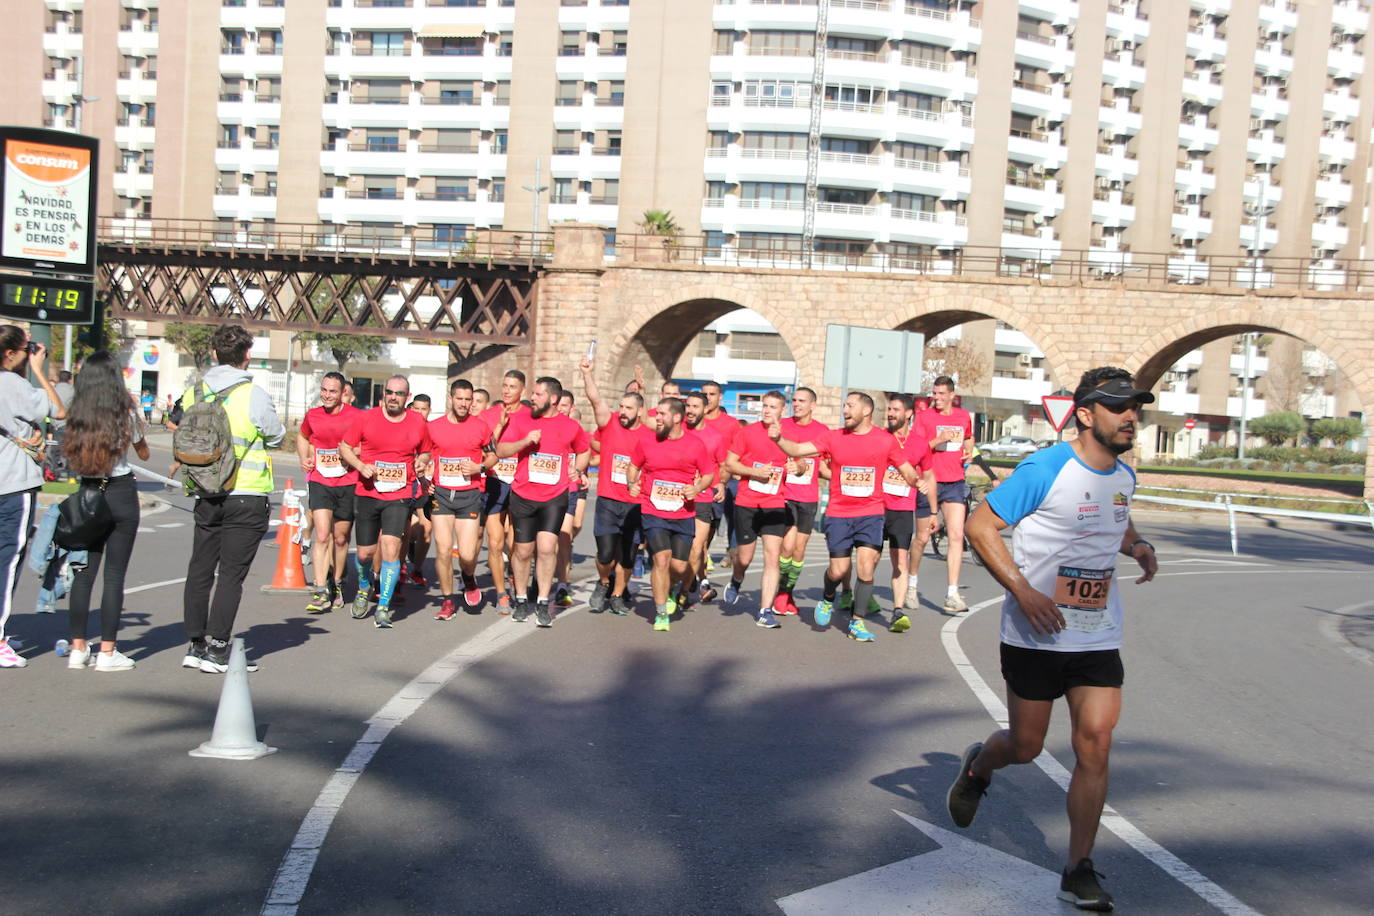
left=54, top=478, right=115, bottom=550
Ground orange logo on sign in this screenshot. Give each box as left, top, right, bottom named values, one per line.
left=6, top=141, right=90, bottom=184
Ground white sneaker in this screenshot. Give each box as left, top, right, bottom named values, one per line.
left=95, top=649, right=137, bottom=672
left=0, top=640, right=27, bottom=668
left=68, top=646, right=93, bottom=669
left=943, top=592, right=969, bottom=613
left=903, top=588, right=920, bottom=610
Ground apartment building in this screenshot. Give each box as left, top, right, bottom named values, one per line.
left=3, top=0, right=1369, bottom=446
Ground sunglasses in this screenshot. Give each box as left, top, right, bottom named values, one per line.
left=384, top=388, right=408, bottom=397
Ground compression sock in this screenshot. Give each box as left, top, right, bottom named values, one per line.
left=378, top=560, right=401, bottom=608
left=854, top=579, right=875, bottom=620
left=354, top=555, right=372, bottom=594
left=822, top=573, right=839, bottom=602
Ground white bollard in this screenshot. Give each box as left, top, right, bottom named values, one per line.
left=189, top=638, right=278, bottom=761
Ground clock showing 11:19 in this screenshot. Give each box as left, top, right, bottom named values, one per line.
left=0, top=276, right=95, bottom=324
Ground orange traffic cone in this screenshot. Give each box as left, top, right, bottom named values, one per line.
left=262, top=480, right=309, bottom=594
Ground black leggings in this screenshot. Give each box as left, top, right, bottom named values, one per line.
left=595, top=533, right=638, bottom=568
left=68, top=474, right=140, bottom=643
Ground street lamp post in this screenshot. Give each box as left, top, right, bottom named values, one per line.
left=521, top=157, right=548, bottom=260
left=1239, top=177, right=1274, bottom=459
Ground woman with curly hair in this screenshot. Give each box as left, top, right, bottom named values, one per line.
left=62, top=350, right=149, bottom=671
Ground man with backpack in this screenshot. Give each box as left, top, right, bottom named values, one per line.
left=176, top=326, right=285, bottom=673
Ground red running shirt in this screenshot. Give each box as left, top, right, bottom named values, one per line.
left=730, top=422, right=790, bottom=510
left=780, top=417, right=830, bottom=503
left=631, top=432, right=713, bottom=520
left=814, top=426, right=907, bottom=518
left=882, top=429, right=933, bottom=511
left=687, top=423, right=728, bottom=488
left=501, top=412, right=590, bottom=501
left=705, top=410, right=741, bottom=445
left=344, top=408, right=433, bottom=502
left=481, top=402, right=531, bottom=484
left=914, top=406, right=973, bottom=483
left=300, top=404, right=363, bottom=487
left=428, top=414, right=491, bottom=493
left=593, top=420, right=654, bottom=504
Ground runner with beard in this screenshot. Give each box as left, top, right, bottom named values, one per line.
left=770, top=392, right=925, bottom=643
left=700, top=381, right=740, bottom=594
left=774, top=387, right=829, bottom=617
left=297, top=372, right=362, bottom=614
left=402, top=395, right=435, bottom=593
left=948, top=368, right=1157, bottom=912
left=882, top=394, right=936, bottom=632
left=723, top=391, right=791, bottom=629
left=553, top=389, right=587, bottom=608
left=580, top=357, right=652, bottom=616
left=683, top=391, right=727, bottom=606
left=480, top=370, right=530, bottom=613
left=628, top=398, right=713, bottom=633
left=429, top=379, right=494, bottom=620
left=338, top=375, right=432, bottom=628
left=496, top=376, right=591, bottom=627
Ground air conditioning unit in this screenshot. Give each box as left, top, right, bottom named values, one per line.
left=1018, top=353, right=1033, bottom=366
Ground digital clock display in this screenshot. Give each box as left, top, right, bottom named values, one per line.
left=0, top=274, right=95, bottom=325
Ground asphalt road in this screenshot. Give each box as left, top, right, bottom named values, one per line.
left=2, top=431, right=1371, bottom=915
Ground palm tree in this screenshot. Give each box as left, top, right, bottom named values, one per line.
left=638, top=209, right=682, bottom=237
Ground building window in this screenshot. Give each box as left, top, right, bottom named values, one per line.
left=560, top=32, right=584, bottom=56
left=891, top=192, right=937, bottom=212
left=749, top=30, right=816, bottom=56
left=740, top=182, right=804, bottom=202
left=372, top=32, right=408, bottom=56
left=553, top=130, right=579, bottom=154
left=552, top=177, right=577, bottom=204
left=743, top=131, right=807, bottom=150
left=428, top=37, right=482, bottom=56
left=556, top=80, right=582, bottom=105
left=729, top=332, right=790, bottom=361
left=696, top=329, right=719, bottom=357
left=704, top=231, right=727, bottom=253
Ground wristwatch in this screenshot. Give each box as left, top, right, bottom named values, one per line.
left=1124, top=538, right=1155, bottom=555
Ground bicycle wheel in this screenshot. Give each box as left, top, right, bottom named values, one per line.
left=929, top=528, right=945, bottom=559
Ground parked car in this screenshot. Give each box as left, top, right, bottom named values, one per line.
left=978, top=435, right=1041, bottom=459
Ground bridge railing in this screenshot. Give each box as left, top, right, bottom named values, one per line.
left=98, top=217, right=554, bottom=267
left=612, top=234, right=1374, bottom=294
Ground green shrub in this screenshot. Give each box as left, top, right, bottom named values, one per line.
left=1247, top=411, right=1305, bottom=446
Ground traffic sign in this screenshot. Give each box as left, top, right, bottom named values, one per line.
left=1184, top=417, right=1197, bottom=430
left=1041, top=395, right=1075, bottom=431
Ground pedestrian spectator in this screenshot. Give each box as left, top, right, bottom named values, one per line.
left=61, top=351, right=150, bottom=671
left=179, top=326, right=285, bottom=673
left=164, top=394, right=174, bottom=425
left=0, top=326, right=68, bottom=668
left=140, top=389, right=154, bottom=422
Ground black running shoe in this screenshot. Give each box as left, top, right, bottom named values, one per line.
left=946, top=742, right=990, bottom=828
left=534, top=601, right=553, bottom=628
left=607, top=594, right=629, bottom=616
left=512, top=600, right=529, bottom=623
left=589, top=580, right=609, bottom=613
left=1058, top=858, right=1114, bottom=911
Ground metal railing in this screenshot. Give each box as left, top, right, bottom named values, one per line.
left=98, top=217, right=553, bottom=266
left=1134, top=485, right=1373, bottom=555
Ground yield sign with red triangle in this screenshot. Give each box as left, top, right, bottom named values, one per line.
left=1041, top=395, right=1076, bottom=431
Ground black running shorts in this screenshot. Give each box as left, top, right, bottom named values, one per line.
left=510, top=490, right=568, bottom=543
left=1000, top=643, right=1124, bottom=702
left=354, top=495, right=411, bottom=547
left=308, top=481, right=355, bottom=522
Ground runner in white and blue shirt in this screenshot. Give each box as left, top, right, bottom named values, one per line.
left=945, top=368, right=1160, bottom=913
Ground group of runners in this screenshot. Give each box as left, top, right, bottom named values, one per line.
left=293, top=361, right=992, bottom=641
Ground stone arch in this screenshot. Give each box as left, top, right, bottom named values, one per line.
left=885, top=292, right=1073, bottom=391
left=602, top=279, right=819, bottom=394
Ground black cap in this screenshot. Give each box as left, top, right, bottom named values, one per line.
left=1075, top=377, right=1156, bottom=406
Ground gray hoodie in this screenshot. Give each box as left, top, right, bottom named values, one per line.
left=195, top=364, right=285, bottom=496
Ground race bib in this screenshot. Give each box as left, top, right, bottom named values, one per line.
left=528, top=452, right=562, bottom=485
left=839, top=466, right=875, bottom=498
left=1053, top=565, right=1114, bottom=632
left=374, top=460, right=407, bottom=493
left=748, top=462, right=782, bottom=496
left=786, top=457, right=815, bottom=485
left=650, top=479, right=687, bottom=512
left=493, top=457, right=516, bottom=484
left=611, top=453, right=632, bottom=485
left=437, top=456, right=469, bottom=489
left=882, top=465, right=909, bottom=497
left=936, top=425, right=965, bottom=452
left=315, top=447, right=345, bottom=479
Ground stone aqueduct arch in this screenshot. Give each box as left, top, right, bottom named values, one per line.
left=536, top=224, right=1374, bottom=496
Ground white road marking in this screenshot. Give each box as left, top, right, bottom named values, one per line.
left=156, top=523, right=184, bottom=529
left=260, top=592, right=587, bottom=916
left=777, top=812, right=1060, bottom=915
left=1164, top=557, right=1269, bottom=566
left=1317, top=600, right=1374, bottom=668
left=942, top=598, right=1262, bottom=915
left=125, top=577, right=188, bottom=594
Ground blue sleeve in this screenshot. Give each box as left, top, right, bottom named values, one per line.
left=984, top=444, right=1072, bottom=526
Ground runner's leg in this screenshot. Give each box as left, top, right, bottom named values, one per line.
left=1064, top=685, right=1121, bottom=864
left=432, top=514, right=456, bottom=598
left=944, top=499, right=967, bottom=589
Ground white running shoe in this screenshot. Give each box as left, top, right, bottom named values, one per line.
left=68, top=646, right=93, bottom=669
left=943, top=592, right=969, bottom=613
left=903, top=588, right=920, bottom=611
left=95, top=649, right=137, bottom=672
left=0, top=640, right=27, bottom=668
